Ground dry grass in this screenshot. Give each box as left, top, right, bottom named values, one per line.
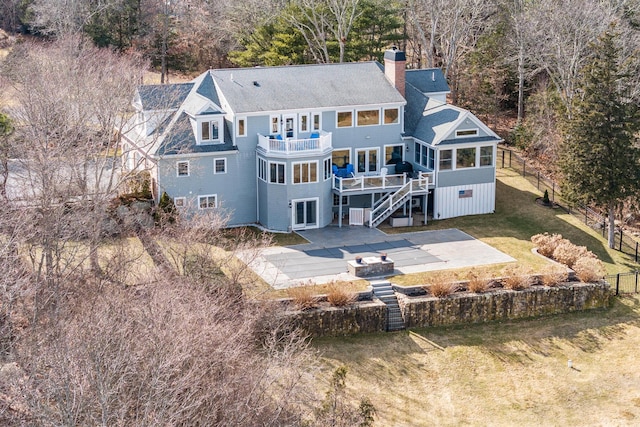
left=573, top=257, right=606, bottom=283
left=313, top=295, right=640, bottom=426
left=531, top=232, right=565, bottom=258
left=552, top=240, right=592, bottom=268
left=540, top=264, right=569, bottom=287
left=501, top=265, right=534, bottom=290
left=326, top=282, right=357, bottom=307
left=425, top=272, right=458, bottom=297
left=287, top=285, right=320, bottom=310
left=466, top=268, right=491, bottom=293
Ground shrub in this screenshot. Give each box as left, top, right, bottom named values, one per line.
left=288, top=286, right=319, bottom=310
left=552, top=241, right=593, bottom=268
left=466, top=268, right=490, bottom=293
left=426, top=272, right=458, bottom=297
left=573, top=257, right=605, bottom=283
left=531, top=233, right=564, bottom=258
left=542, top=189, right=550, bottom=205
left=540, top=264, right=569, bottom=287
left=502, top=265, right=534, bottom=290
left=326, top=282, right=357, bottom=307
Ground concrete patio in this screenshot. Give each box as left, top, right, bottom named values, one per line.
left=244, top=227, right=515, bottom=289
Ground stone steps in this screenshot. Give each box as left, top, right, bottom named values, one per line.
left=370, top=280, right=405, bottom=331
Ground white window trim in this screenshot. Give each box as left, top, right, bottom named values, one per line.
left=438, top=148, right=453, bottom=171
left=299, top=113, right=309, bottom=133
left=455, top=128, right=479, bottom=138
left=258, top=158, right=267, bottom=182
left=214, top=158, right=227, bottom=174
left=323, top=157, right=332, bottom=181
left=176, top=160, right=190, bottom=177
left=479, top=145, right=494, bottom=167
left=336, top=110, right=354, bottom=128
left=236, top=117, right=247, bottom=137
left=174, top=197, right=186, bottom=208
left=270, top=115, right=280, bottom=135
left=355, top=147, right=380, bottom=173
left=312, top=112, right=322, bottom=131
left=269, top=161, right=286, bottom=185
left=356, top=108, right=381, bottom=127
left=292, top=161, right=319, bottom=184
left=199, top=117, right=223, bottom=144
left=383, top=107, right=400, bottom=125
left=384, top=144, right=404, bottom=165
left=198, top=194, right=217, bottom=209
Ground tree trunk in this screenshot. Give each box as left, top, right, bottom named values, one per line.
left=608, top=204, right=616, bottom=249
left=517, top=45, right=525, bottom=122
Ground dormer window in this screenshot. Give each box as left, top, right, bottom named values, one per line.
left=201, top=120, right=219, bottom=141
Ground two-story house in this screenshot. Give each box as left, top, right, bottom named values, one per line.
left=121, top=49, right=502, bottom=232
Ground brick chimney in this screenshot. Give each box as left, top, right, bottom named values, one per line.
left=384, top=47, right=406, bottom=97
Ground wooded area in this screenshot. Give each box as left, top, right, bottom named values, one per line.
left=1, top=0, right=640, bottom=424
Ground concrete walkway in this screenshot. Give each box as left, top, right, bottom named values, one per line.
left=244, top=227, right=515, bottom=289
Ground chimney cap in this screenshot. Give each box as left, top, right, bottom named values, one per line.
left=384, top=47, right=406, bottom=62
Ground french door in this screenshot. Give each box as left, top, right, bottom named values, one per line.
left=356, top=148, right=379, bottom=173
left=292, top=198, right=318, bottom=230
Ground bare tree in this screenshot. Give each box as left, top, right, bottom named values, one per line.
left=1, top=37, right=145, bottom=317
left=407, top=0, right=495, bottom=101
left=525, top=0, right=618, bottom=113
left=285, top=0, right=362, bottom=63
left=12, top=273, right=317, bottom=426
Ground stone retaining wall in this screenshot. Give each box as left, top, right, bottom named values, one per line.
left=399, top=282, right=611, bottom=328
left=283, top=282, right=610, bottom=337
left=285, top=300, right=387, bottom=337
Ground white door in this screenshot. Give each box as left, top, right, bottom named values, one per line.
left=283, top=114, right=296, bottom=139
left=292, top=198, right=318, bottom=230
left=356, top=148, right=379, bottom=173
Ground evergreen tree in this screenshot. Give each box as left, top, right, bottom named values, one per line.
left=559, top=26, right=640, bottom=248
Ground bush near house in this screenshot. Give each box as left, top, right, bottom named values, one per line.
left=501, top=265, right=535, bottom=290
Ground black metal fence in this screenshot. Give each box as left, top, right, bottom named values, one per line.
left=606, top=271, right=640, bottom=295
left=497, top=147, right=640, bottom=263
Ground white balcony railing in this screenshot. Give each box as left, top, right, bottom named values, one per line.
left=332, top=171, right=434, bottom=194
left=257, top=132, right=332, bottom=154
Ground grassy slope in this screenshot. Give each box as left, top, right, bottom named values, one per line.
left=314, top=296, right=640, bottom=426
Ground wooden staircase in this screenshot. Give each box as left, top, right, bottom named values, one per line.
left=368, top=174, right=430, bottom=228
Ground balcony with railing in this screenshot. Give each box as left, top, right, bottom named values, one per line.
left=257, top=131, right=332, bottom=154
left=332, top=171, right=434, bottom=194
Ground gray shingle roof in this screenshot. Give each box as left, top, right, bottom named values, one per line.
left=208, top=62, right=405, bottom=114
left=437, top=135, right=501, bottom=146
left=137, top=83, right=194, bottom=110
left=156, top=113, right=235, bottom=155
left=406, top=69, right=450, bottom=94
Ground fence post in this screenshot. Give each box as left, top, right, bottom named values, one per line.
left=616, top=273, right=620, bottom=296
left=602, top=219, right=605, bottom=237
left=619, top=229, right=623, bottom=252
left=635, top=242, right=638, bottom=263
left=552, top=183, right=555, bottom=202
left=509, top=150, right=512, bottom=168
left=523, top=161, right=526, bottom=177
left=502, top=150, right=505, bottom=168
left=537, top=171, right=540, bottom=189
left=635, top=271, right=638, bottom=293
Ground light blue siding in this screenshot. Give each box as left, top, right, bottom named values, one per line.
left=437, top=167, right=495, bottom=188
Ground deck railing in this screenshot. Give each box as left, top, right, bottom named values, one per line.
left=257, top=132, right=332, bottom=154
left=332, top=171, right=434, bottom=194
